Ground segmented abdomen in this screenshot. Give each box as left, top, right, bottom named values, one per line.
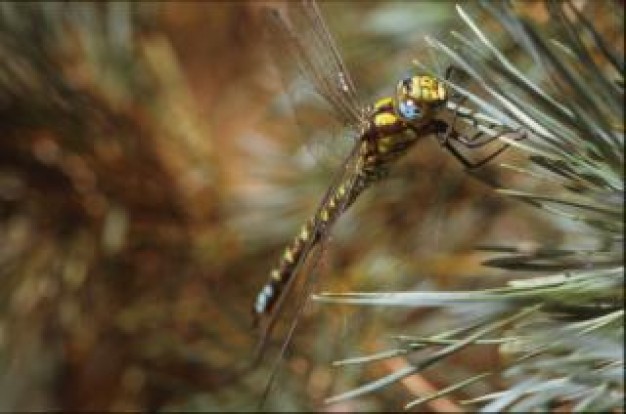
left=253, top=162, right=370, bottom=320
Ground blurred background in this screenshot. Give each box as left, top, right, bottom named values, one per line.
left=0, top=1, right=585, bottom=412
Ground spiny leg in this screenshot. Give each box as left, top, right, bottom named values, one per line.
left=441, top=66, right=499, bottom=145
left=442, top=140, right=497, bottom=169
left=444, top=65, right=469, bottom=102
left=450, top=126, right=518, bottom=148
left=452, top=130, right=502, bottom=148
left=448, top=140, right=510, bottom=169
left=445, top=132, right=518, bottom=170
left=438, top=71, right=474, bottom=149
left=443, top=66, right=468, bottom=130
left=453, top=126, right=527, bottom=150
left=439, top=65, right=530, bottom=168
left=433, top=119, right=527, bottom=170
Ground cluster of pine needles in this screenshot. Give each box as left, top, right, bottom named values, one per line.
left=315, top=1, right=623, bottom=411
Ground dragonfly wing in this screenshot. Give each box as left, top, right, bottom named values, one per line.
left=254, top=138, right=367, bottom=360
left=263, top=1, right=364, bottom=130
left=291, top=0, right=363, bottom=118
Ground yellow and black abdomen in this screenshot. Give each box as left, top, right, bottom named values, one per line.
left=253, top=162, right=368, bottom=319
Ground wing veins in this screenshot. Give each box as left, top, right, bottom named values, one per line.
left=265, top=2, right=364, bottom=128
left=257, top=139, right=368, bottom=405
left=254, top=139, right=367, bottom=359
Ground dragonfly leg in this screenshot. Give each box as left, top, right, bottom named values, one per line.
left=443, top=65, right=467, bottom=102
left=454, top=127, right=527, bottom=148
left=437, top=63, right=529, bottom=166
left=440, top=140, right=477, bottom=169
left=433, top=119, right=527, bottom=169
left=452, top=128, right=504, bottom=148
left=436, top=98, right=465, bottom=147
left=444, top=64, right=468, bottom=82
left=456, top=141, right=509, bottom=169
left=455, top=129, right=528, bottom=169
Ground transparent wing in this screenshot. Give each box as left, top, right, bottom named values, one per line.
left=263, top=0, right=365, bottom=131
left=255, top=139, right=368, bottom=406
left=254, top=139, right=366, bottom=361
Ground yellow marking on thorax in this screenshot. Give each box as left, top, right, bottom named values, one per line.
left=374, top=97, right=393, bottom=110
left=374, top=112, right=399, bottom=127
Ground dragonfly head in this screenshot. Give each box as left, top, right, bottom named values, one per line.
left=395, top=75, right=447, bottom=124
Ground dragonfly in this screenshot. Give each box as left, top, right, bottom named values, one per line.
left=253, top=0, right=518, bottom=366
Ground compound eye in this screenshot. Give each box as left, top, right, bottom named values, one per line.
left=398, top=98, right=422, bottom=120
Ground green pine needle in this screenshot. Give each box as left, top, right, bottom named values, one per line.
left=317, top=0, right=624, bottom=411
